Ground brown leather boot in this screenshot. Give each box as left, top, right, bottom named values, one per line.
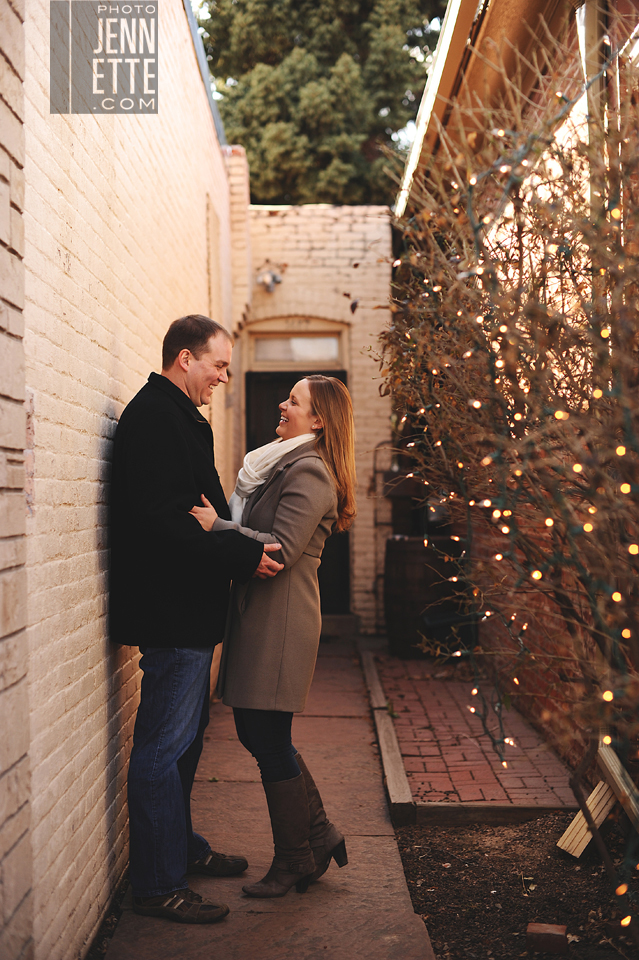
left=242, top=773, right=316, bottom=898
left=295, top=753, right=348, bottom=881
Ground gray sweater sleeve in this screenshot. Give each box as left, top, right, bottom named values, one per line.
left=212, top=516, right=278, bottom=544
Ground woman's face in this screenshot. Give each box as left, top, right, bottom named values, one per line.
left=276, top=379, right=322, bottom=440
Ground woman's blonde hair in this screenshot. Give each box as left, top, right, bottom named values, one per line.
left=305, top=375, right=356, bottom=532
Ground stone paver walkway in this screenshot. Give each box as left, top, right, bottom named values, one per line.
left=376, top=656, right=575, bottom=807
left=104, top=641, right=433, bottom=960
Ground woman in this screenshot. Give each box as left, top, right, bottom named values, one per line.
left=190, top=374, right=356, bottom=898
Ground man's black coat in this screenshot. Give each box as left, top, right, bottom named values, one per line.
left=109, top=373, right=263, bottom=648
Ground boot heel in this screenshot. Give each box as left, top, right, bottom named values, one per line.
left=331, top=839, right=348, bottom=868
left=295, top=873, right=312, bottom=894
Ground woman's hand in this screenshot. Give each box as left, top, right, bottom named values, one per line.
left=189, top=494, right=218, bottom=532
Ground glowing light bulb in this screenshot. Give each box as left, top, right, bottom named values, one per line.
left=601, top=328, right=611, bottom=338
left=492, top=509, right=502, bottom=519
left=612, top=592, right=622, bottom=602
left=616, top=446, right=626, bottom=456
left=494, top=554, right=503, bottom=561
left=588, top=506, right=597, bottom=514
left=514, top=469, right=522, bottom=476
left=502, top=760, right=508, bottom=768
left=513, top=677, right=519, bottom=685
left=501, top=525, right=510, bottom=534
left=602, top=690, right=614, bottom=701
left=471, top=688, right=478, bottom=696
left=473, top=400, right=481, bottom=409
left=514, top=413, right=522, bottom=421
left=622, top=628, right=631, bottom=638
left=583, top=523, right=593, bottom=532
left=393, top=259, right=402, bottom=267
left=611, top=208, right=621, bottom=220
left=468, top=705, right=476, bottom=713
left=629, top=544, right=639, bottom=555
left=621, top=916, right=631, bottom=927
left=503, top=510, right=512, bottom=517
left=531, top=570, right=542, bottom=580
left=470, top=176, right=477, bottom=185
left=545, top=518, right=554, bottom=527
left=621, top=483, right=631, bottom=494
left=573, top=464, right=583, bottom=473
left=482, top=456, right=492, bottom=466
left=616, top=884, right=628, bottom=896
left=593, top=388, right=603, bottom=398
left=603, top=735, right=612, bottom=745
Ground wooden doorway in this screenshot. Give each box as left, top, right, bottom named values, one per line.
left=245, top=370, right=350, bottom=615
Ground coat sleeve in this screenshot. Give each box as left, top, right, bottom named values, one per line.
left=122, top=410, right=263, bottom=582
left=212, top=517, right=278, bottom=544
left=266, top=459, right=337, bottom=568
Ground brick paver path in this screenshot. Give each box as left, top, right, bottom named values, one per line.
left=377, top=656, right=575, bottom=807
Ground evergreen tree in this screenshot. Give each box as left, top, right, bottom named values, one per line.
left=199, top=0, right=444, bottom=204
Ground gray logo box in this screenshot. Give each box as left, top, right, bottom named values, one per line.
left=50, top=1, right=158, bottom=113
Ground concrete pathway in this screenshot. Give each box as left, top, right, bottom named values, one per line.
left=104, top=641, right=433, bottom=960
left=376, top=655, right=575, bottom=807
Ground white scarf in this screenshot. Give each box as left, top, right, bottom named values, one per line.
left=229, top=434, right=315, bottom=522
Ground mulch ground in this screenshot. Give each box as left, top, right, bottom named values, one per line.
left=397, top=811, right=639, bottom=959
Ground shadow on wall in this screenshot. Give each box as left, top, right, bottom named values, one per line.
left=98, top=403, right=140, bottom=893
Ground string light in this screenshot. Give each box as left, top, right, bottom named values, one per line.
left=583, top=522, right=593, bottom=532
left=492, top=509, right=502, bottom=518
left=616, top=445, right=626, bottom=456
left=514, top=412, right=522, bottom=421
left=621, top=483, right=631, bottom=494
left=531, top=570, right=542, bottom=580
left=603, top=735, right=612, bottom=745
left=622, top=629, right=632, bottom=638
left=621, top=916, right=631, bottom=927
left=612, top=592, right=622, bottom=602
left=593, top=388, right=603, bottom=398
left=601, top=328, right=611, bottom=338
left=573, top=463, right=583, bottom=473
left=482, top=456, right=493, bottom=466
left=513, top=677, right=519, bottom=685
left=502, top=760, right=508, bottom=768
left=629, top=544, right=638, bottom=554
left=588, top=506, right=597, bottom=514
left=603, top=690, right=614, bottom=701
left=471, top=688, right=478, bottom=696
left=514, top=469, right=522, bottom=476
left=501, top=525, right=510, bottom=534
left=545, top=518, right=554, bottom=527
left=392, top=259, right=402, bottom=267
left=503, top=510, right=512, bottom=517
left=554, top=410, right=569, bottom=420
left=472, top=400, right=482, bottom=409
left=468, top=705, right=476, bottom=713
left=494, top=553, right=503, bottom=561
left=470, top=176, right=477, bottom=185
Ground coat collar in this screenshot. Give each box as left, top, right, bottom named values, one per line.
left=147, top=372, right=209, bottom=424
left=242, top=439, right=321, bottom=520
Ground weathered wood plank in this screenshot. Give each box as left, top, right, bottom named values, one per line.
left=359, top=650, right=387, bottom=710
left=557, top=781, right=616, bottom=857
left=597, top=742, right=639, bottom=831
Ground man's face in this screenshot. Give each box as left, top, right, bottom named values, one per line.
left=184, top=335, right=232, bottom=407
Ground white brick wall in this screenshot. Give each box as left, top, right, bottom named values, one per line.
left=247, top=205, right=393, bottom=632
left=22, top=2, right=233, bottom=957
left=0, top=0, right=33, bottom=954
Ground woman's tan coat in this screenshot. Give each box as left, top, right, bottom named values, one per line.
left=218, top=440, right=338, bottom=712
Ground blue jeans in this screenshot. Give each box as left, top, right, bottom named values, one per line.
left=233, top=707, right=300, bottom=782
left=127, top=647, right=214, bottom=897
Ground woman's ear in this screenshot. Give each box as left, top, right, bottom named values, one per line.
left=312, top=419, right=323, bottom=431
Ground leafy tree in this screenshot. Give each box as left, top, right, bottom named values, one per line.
left=198, top=0, right=444, bottom=204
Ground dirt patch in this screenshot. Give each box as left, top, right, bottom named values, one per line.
left=397, top=812, right=638, bottom=959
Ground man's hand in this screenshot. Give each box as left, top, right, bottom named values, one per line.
left=253, top=543, right=284, bottom=579
left=189, top=494, right=218, bottom=532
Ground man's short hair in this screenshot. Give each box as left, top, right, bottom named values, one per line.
left=162, top=315, right=233, bottom=370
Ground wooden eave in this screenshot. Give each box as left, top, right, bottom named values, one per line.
left=397, top=0, right=576, bottom=216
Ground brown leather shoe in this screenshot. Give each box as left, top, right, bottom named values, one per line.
left=242, top=774, right=315, bottom=898
left=132, top=887, right=229, bottom=923
left=295, top=753, right=348, bottom=881
left=187, top=850, right=248, bottom=877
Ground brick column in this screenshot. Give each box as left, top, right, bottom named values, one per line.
left=0, top=0, right=33, bottom=956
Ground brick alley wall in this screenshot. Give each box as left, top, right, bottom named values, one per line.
left=0, top=0, right=33, bottom=956
left=247, top=205, right=393, bottom=633
left=21, top=1, right=234, bottom=957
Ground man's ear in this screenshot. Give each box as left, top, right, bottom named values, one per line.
left=177, top=349, right=191, bottom=371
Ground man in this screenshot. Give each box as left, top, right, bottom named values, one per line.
left=109, top=315, right=283, bottom=924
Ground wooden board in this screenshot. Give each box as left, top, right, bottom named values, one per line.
left=359, top=650, right=387, bottom=710
left=597, top=741, right=639, bottom=832
left=556, top=780, right=617, bottom=857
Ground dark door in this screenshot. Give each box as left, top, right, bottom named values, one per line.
left=245, top=370, right=350, bottom=614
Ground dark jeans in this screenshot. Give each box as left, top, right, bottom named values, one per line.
left=127, top=647, right=214, bottom=897
left=233, top=707, right=300, bottom=782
